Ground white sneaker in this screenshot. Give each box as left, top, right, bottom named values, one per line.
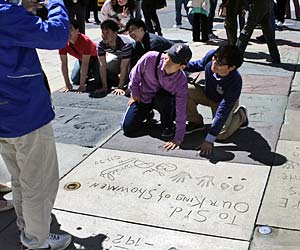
left=173, top=24, right=182, bottom=28
left=23, top=233, right=72, bottom=250
left=276, top=21, right=284, bottom=27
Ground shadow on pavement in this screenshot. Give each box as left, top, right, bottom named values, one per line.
left=201, top=127, right=287, bottom=166
left=243, top=59, right=299, bottom=72
left=51, top=213, right=107, bottom=250
left=126, top=124, right=287, bottom=166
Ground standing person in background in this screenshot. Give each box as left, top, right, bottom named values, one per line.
left=285, top=0, right=300, bottom=20
left=223, top=0, right=246, bottom=44
left=64, top=0, right=89, bottom=33
left=86, top=0, right=101, bottom=24
left=0, top=0, right=72, bottom=249
left=99, top=0, right=136, bottom=32
left=236, top=0, right=281, bottom=64
left=190, top=0, right=210, bottom=42
left=142, top=0, right=165, bottom=35
left=173, top=0, right=189, bottom=28
left=135, top=0, right=142, bottom=19
left=207, top=0, right=218, bottom=38
left=275, top=0, right=288, bottom=26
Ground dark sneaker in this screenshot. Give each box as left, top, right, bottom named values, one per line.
left=185, top=122, right=205, bottom=134
left=256, top=35, right=266, bottom=43
left=239, top=105, right=249, bottom=129
left=161, top=127, right=175, bottom=138
left=266, top=57, right=281, bottom=64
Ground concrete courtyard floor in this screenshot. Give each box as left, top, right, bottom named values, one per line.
left=1, top=10, right=300, bottom=250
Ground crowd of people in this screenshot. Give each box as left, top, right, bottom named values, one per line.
left=0, top=0, right=299, bottom=249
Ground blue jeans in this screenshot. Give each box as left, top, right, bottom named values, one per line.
left=71, top=58, right=101, bottom=88
left=175, top=0, right=189, bottom=25
left=121, top=89, right=175, bottom=135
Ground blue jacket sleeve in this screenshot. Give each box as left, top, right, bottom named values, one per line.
left=0, top=0, right=69, bottom=49
left=185, top=49, right=215, bottom=72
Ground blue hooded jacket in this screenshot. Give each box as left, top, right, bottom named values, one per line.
left=0, top=0, right=69, bottom=137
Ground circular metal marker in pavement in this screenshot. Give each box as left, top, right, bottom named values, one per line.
left=64, top=182, right=81, bottom=191
left=258, top=226, right=272, bottom=235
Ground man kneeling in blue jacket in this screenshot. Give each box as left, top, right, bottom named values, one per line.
left=185, top=45, right=248, bottom=156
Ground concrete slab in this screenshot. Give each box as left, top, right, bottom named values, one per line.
left=257, top=140, right=300, bottom=229
left=56, top=143, right=93, bottom=178
left=250, top=227, right=300, bottom=250
left=291, top=71, right=300, bottom=92
left=54, top=148, right=270, bottom=240
left=103, top=122, right=282, bottom=166
left=287, top=91, right=300, bottom=110
left=52, top=92, right=128, bottom=112
left=239, top=61, right=294, bottom=78
left=242, top=74, right=291, bottom=96
left=52, top=107, right=123, bottom=147
left=178, top=94, right=287, bottom=124
left=279, top=110, right=300, bottom=141
left=53, top=209, right=250, bottom=250
left=241, top=94, right=287, bottom=124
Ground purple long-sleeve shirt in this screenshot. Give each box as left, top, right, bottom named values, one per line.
left=129, top=51, right=188, bottom=142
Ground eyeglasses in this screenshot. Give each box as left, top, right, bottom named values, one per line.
left=212, top=55, right=228, bottom=66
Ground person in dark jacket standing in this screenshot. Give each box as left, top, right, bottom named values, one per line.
left=142, top=0, right=165, bottom=35
left=0, top=0, right=72, bottom=249
left=236, top=0, right=281, bottom=63
left=185, top=45, right=248, bottom=156
left=64, top=0, right=89, bottom=33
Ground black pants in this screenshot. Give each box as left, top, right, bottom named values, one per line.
left=237, top=0, right=280, bottom=62
left=142, top=7, right=162, bottom=35
left=192, top=13, right=208, bottom=42
left=64, top=1, right=87, bottom=34
left=121, top=89, right=175, bottom=135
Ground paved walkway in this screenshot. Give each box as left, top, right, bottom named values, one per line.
left=1, top=7, right=300, bottom=250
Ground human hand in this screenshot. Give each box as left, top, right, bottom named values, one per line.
left=127, top=96, right=140, bottom=106
left=76, top=85, right=86, bottom=93
left=112, top=88, right=125, bottom=95
left=22, top=0, right=45, bottom=11
left=163, top=140, right=181, bottom=151
left=60, top=84, right=73, bottom=93
left=121, top=6, right=128, bottom=17
left=196, top=141, right=213, bottom=156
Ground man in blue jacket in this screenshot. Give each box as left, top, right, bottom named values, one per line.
left=185, top=45, right=248, bottom=156
left=0, top=0, right=71, bottom=249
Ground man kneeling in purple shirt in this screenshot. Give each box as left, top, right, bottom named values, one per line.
left=121, top=43, right=192, bottom=150
left=185, top=44, right=248, bottom=156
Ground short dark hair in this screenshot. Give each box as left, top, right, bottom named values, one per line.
left=100, top=19, right=119, bottom=32
left=70, top=19, right=80, bottom=30
left=214, top=45, right=243, bottom=69
left=125, top=18, right=146, bottom=32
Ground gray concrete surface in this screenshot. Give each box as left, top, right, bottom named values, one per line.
left=1, top=1, right=300, bottom=249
